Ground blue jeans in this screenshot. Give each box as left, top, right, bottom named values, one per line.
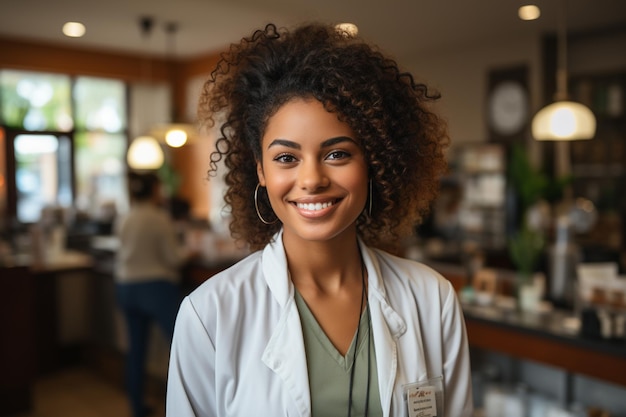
left=116, top=280, right=180, bottom=417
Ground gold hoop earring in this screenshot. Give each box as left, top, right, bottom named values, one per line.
left=254, top=184, right=279, bottom=225
left=368, top=179, right=373, bottom=217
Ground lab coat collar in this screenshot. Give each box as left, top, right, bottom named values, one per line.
left=261, top=230, right=409, bottom=417
left=261, top=230, right=408, bottom=335
left=261, top=230, right=408, bottom=342
left=262, top=230, right=293, bottom=308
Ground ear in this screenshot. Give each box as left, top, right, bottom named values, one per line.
left=256, top=160, right=266, bottom=186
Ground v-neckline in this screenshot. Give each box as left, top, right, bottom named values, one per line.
left=295, top=289, right=370, bottom=370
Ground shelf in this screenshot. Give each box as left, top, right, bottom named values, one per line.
left=464, top=305, right=626, bottom=387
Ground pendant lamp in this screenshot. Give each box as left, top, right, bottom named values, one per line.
left=531, top=0, right=596, bottom=141
left=152, top=21, right=197, bottom=148
left=127, top=135, right=164, bottom=169
left=151, top=122, right=196, bottom=148
left=127, top=16, right=165, bottom=170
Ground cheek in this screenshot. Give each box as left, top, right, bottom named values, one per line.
left=355, top=179, right=369, bottom=203
left=263, top=168, right=292, bottom=196
left=346, top=166, right=369, bottom=196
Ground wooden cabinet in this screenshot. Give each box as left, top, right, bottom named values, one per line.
left=0, top=266, right=36, bottom=416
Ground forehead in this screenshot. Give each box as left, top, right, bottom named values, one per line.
left=262, top=98, right=355, bottom=145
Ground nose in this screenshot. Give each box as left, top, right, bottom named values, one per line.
left=297, top=160, right=329, bottom=191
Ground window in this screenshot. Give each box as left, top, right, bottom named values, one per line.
left=73, top=76, right=126, bottom=132
left=73, top=77, right=128, bottom=214
left=0, top=70, right=72, bottom=131
left=74, top=131, right=128, bottom=214
left=0, top=70, right=129, bottom=224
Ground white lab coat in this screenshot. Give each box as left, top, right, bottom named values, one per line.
left=167, top=231, right=473, bottom=417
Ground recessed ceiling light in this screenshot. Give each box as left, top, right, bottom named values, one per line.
left=518, top=5, right=541, bottom=21
left=335, top=23, right=358, bottom=37
left=63, top=22, right=86, bottom=38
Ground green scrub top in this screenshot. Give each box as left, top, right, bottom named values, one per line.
left=295, top=290, right=383, bottom=417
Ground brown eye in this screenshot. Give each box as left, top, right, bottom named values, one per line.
left=326, top=150, right=350, bottom=160
left=274, top=153, right=297, bottom=163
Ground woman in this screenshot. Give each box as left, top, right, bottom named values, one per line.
left=167, top=23, right=473, bottom=417
left=115, top=172, right=190, bottom=417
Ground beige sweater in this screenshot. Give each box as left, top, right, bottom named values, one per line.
left=114, top=202, right=187, bottom=284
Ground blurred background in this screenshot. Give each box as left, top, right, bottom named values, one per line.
left=1, top=0, right=626, bottom=416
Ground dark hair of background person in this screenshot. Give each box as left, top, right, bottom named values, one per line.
left=199, top=23, right=450, bottom=251
left=128, top=172, right=160, bottom=202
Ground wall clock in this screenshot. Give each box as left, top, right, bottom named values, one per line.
left=488, top=81, right=529, bottom=136
left=487, top=66, right=530, bottom=142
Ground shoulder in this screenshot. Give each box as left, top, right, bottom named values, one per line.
left=178, top=250, right=277, bottom=345
left=149, top=205, right=173, bottom=221
left=373, top=249, right=449, bottom=284
left=191, top=250, right=263, bottom=292
left=370, top=248, right=455, bottom=299
left=183, top=252, right=267, bottom=324
left=124, top=204, right=169, bottom=222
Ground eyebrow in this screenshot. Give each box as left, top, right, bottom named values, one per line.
left=267, top=136, right=357, bottom=150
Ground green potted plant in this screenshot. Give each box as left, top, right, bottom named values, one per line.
left=507, top=145, right=548, bottom=309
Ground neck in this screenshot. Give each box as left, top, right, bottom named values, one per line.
left=283, top=231, right=362, bottom=294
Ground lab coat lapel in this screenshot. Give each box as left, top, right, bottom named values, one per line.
left=360, top=242, right=406, bottom=417
left=261, top=232, right=311, bottom=417
left=262, top=299, right=311, bottom=417
left=361, top=242, right=431, bottom=416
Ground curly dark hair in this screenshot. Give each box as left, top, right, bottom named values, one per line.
left=199, top=22, right=449, bottom=251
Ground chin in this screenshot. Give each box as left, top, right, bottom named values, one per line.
left=284, top=223, right=357, bottom=245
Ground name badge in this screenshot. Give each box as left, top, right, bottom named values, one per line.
left=407, top=385, right=436, bottom=417
left=404, top=376, right=444, bottom=417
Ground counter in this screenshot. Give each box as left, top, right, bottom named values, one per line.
left=0, top=250, right=94, bottom=415
left=463, top=304, right=626, bottom=388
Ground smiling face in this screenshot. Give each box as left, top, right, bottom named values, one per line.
left=257, top=98, right=369, bottom=246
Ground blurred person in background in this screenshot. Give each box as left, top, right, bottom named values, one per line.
left=115, top=171, right=193, bottom=417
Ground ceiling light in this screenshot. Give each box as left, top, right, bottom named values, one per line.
left=531, top=0, right=595, bottom=141
left=126, top=17, right=164, bottom=171
left=518, top=5, right=541, bottom=21
left=62, top=22, right=86, bottom=38
left=335, top=23, right=358, bottom=37
left=151, top=123, right=196, bottom=147
left=127, top=136, right=164, bottom=170
left=532, top=101, right=596, bottom=140
left=165, top=128, right=187, bottom=148
left=151, top=21, right=197, bottom=148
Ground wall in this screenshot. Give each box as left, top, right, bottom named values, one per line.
left=403, top=32, right=543, bottom=147
left=0, top=37, right=172, bottom=81
left=129, top=83, right=172, bottom=140
left=169, top=73, right=217, bottom=222
left=402, top=26, right=626, bottom=159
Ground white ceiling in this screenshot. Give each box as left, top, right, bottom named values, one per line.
left=0, top=0, right=625, bottom=62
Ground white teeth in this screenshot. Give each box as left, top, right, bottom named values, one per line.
left=297, top=201, right=334, bottom=211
